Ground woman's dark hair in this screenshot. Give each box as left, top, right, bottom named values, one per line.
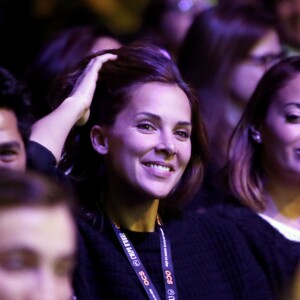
left=55, top=42, right=208, bottom=210
left=228, top=56, right=300, bottom=211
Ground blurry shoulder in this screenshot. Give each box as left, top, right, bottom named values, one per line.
left=208, top=201, right=280, bottom=234
left=209, top=201, right=261, bottom=223
left=208, top=201, right=300, bottom=252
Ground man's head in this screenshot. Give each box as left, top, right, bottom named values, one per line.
left=0, top=67, right=33, bottom=171
left=0, top=168, right=77, bottom=300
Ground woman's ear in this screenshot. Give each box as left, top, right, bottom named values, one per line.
left=91, top=125, right=109, bottom=154
left=249, top=126, right=262, bottom=144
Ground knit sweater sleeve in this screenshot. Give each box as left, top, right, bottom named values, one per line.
left=26, top=140, right=72, bottom=189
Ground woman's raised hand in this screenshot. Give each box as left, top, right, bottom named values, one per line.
left=30, top=53, right=117, bottom=163
left=70, top=53, right=117, bottom=126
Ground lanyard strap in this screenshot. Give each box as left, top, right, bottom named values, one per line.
left=110, top=219, right=178, bottom=300
left=157, top=218, right=178, bottom=300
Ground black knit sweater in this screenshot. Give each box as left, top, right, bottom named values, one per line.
left=73, top=210, right=275, bottom=300
left=211, top=202, right=300, bottom=298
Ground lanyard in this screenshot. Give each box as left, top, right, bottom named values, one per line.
left=110, top=218, right=178, bottom=300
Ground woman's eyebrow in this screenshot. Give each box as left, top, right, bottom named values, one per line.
left=135, top=112, right=192, bottom=126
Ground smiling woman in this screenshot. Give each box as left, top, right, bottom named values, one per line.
left=55, top=43, right=207, bottom=213
left=226, top=56, right=300, bottom=242
left=91, top=82, right=192, bottom=203
left=29, top=42, right=298, bottom=299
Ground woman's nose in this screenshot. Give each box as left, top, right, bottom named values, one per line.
left=155, top=132, right=177, bottom=155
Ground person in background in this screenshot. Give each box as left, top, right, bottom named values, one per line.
left=0, top=168, right=77, bottom=300
left=140, top=0, right=214, bottom=60
left=262, top=0, right=300, bottom=55
left=178, top=3, right=285, bottom=209
left=25, top=24, right=121, bottom=119
left=226, top=55, right=300, bottom=242
left=0, top=67, right=33, bottom=171
left=211, top=55, right=300, bottom=298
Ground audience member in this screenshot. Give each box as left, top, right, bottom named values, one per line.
left=210, top=55, right=300, bottom=297
left=25, top=24, right=121, bottom=119
left=0, top=168, right=76, bottom=300
left=178, top=3, right=285, bottom=209
left=140, top=0, right=214, bottom=60
left=226, top=55, right=300, bottom=242
left=0, top=67, right=33, bottom=171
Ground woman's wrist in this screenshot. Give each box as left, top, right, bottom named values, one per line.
left=60, top=96, right=89, bottom=125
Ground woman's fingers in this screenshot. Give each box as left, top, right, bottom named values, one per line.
left=80, top=53, right=118, bottom=87
left=71, top=53, right=117, bottom=99
left=72, top=53, right=117, bottom=126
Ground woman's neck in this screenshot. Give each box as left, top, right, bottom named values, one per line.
left=104, top=194, right=159, bottom=232
left=263, top=183, right=300, bottom=229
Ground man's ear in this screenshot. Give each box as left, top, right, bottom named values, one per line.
left=91, top=125, right=109, bottom=154
left=249, top=126, right=262, bottom=144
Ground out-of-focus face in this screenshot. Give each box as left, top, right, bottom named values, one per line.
left=0, top=109, right=26, bottom=171
left=260, top=74, right=300, bottom=186
left=275, top=0, right=300, bottom=49
left=229, top=30, right=282, bottom=109
left=161, top=0, right=213, bottom=53
left=92, top=82, right=192, bottom=200
left=0, top=205, right=76, bottom=300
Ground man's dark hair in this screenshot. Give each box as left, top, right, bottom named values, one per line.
left=0, top=67, right=33, bottom=147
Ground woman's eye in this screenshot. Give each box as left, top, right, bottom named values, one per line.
left=175, top=130, right=190, bottom=139
left=137, top=123, right=155, bottom=131
left=286, top=114, right=300, bottom=123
